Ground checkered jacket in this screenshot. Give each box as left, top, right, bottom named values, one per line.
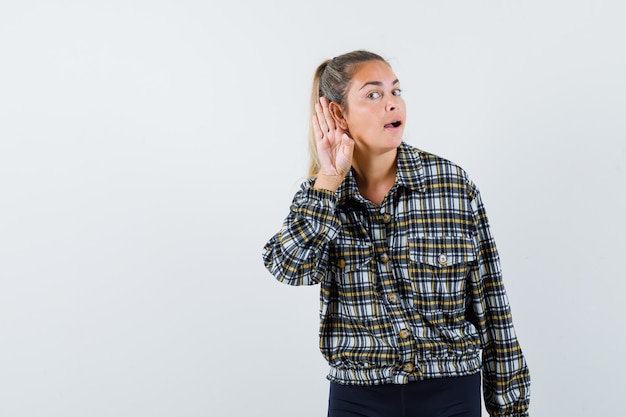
left=263, top=142, right=530, bottom=416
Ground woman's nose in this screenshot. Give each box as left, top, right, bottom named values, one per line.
left=386, top=96, right=399, bottom=111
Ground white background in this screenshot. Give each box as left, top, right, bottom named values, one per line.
left=1, top=1, right=625, bottom=416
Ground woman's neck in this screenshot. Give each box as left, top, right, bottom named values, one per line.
left=351, top=148, right=398, bottom=206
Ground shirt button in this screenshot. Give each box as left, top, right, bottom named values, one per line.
left=387, top=293, right=399, bottom=304
left=382, top=213, right=392, bottom=223
left=399, top=329, right=411, bottom=339
left=438, top=254, right=447, bottom=266
left=337, top=259, right=346, bottom=268
left=379, top=253, right=389, bottom=263
left=402, top=363, right=414, bottom=373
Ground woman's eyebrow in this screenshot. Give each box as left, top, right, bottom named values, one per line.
left=358, top=79, right=400, bottom=91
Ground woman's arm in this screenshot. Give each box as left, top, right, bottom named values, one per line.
left=262, top=181, right=341, bottom=286
left=263, top=96, right=353, bottom=285
left=468, top=183, right=531, bottom=417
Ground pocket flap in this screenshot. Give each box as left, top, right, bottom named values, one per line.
left=409, top=235, right=477, bottom=267
left=330, top=243, right=372, bottom=272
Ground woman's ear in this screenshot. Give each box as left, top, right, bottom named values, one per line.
left=328, top=102, right=348, bottom=130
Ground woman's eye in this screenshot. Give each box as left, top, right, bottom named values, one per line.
left=392, top=89, right=402, bottom=96
left=367, top=91, right=381, bottom=99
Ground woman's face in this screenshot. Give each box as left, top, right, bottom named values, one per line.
left=338, top=60, right=406, bottom=154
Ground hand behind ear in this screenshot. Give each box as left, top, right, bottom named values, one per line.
left=312, top=97, right=354, bottom=189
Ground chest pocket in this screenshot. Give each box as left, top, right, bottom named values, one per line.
left=408, top=235, right=477, bottom=315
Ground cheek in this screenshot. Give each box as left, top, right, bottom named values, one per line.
left=345, top=110, right=373, bottom=130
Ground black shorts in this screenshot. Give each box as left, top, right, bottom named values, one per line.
left=328, top=373, right=481, bottom=417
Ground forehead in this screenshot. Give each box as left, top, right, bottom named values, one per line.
left=350, top=60, right=398, bottom=87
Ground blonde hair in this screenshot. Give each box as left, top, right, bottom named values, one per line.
left=307, top=50, right=389, bottom=178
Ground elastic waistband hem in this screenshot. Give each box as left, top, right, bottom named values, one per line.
left=327, top=357, right=482, bottom=385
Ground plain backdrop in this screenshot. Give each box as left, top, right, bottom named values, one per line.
left=1, top=1, right=625, bottom=416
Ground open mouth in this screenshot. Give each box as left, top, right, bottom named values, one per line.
left=385, top=121, right=402, bottom=128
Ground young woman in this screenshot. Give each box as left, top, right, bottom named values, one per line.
left=262, top=50, right=530, bottom=417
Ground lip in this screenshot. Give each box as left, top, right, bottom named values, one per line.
left=384, top=120, right=403, bottom=129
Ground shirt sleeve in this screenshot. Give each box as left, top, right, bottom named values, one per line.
left=467, top=183, right=531, bottom=417
left=262, top=181, right=341, bottom=286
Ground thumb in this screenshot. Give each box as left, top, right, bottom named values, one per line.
left=341, top=133, right=355, bottom=155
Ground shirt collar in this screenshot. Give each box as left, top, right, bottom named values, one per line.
left=395, top=141, right=426, bottom=193
left=336, top=142, right=425, bottom=206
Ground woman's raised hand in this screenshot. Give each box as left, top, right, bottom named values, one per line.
left=312, top=97, right=354, bottom=191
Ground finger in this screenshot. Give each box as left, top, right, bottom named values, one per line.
left=320, top=97, right=336, bottom=132
left=315, top=101, right=330, bottom=135
left=318, top=97, right=334, bottom=132
left=341, top=133, right=354, bottom=154
left=312, top=114, right=323, bottom=141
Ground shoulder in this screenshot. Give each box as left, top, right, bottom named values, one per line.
left=403, top=142, right=473, bottom=182
left=401, top=142, right=478, bottom=199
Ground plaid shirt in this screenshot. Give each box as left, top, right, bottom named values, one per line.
left=263, top=142, right=530, bottom=416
